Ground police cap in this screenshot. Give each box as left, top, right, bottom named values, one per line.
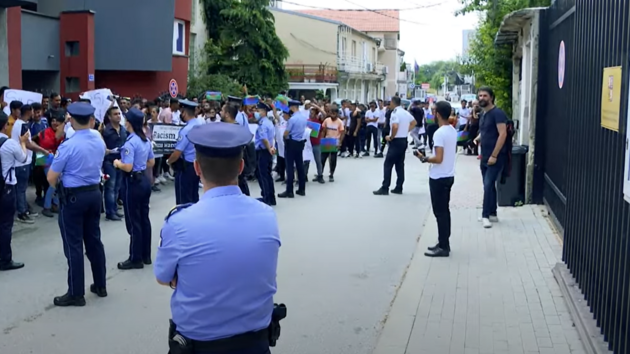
left=188, top=123, right=253, bottom=158
left=178, top=99, right=198, bottom=109
left=257, top=102, right=271, bottom=111
left=66, top=102, right=95, bottom=120
left=126, top=107, right=145, bottom=126
left=288, top=100, right=300, bottom=108
left=227, top=96, right=242, bottom=104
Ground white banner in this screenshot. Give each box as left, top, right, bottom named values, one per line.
left=80, top=88, right=121, bottom=122
left=3, top=89, right=43, bottom=115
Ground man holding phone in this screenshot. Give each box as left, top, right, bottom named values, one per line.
left=11, top=104, right=49, bottom=224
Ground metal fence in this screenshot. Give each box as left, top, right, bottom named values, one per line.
left=536, top=0, right=630, bottom=352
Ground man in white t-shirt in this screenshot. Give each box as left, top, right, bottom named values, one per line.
left=373, top=96, right=416, bottom=195
left=458, top=100, right=471, bottom=130
left=364, top=102, right=380, bottom=156
left=416, top=100, right=457, bottom=257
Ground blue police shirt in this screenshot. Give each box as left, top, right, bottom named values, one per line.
left=121, top=133, right=154, bottom=172
left=155, top=185, right=281, bottom=341
left=254, top=116, right=274, bottom=150
left=175, top=119, right=201, bottom=162
left=286, top=111, right=307, bottom=140
left=51, top=129, right=106, bottom=187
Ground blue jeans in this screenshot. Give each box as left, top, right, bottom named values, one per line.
left=43, top=167, right=59, bottom=209
left=14, top=165, right=30, bottom=214
left=103, top=161, right=122, bottom=217
left=480, top=156, right=505, bottom=218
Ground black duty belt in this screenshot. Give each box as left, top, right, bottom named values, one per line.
left=125, top=170, right=146, bottom=178
left=65, top=184, right=100, bottom=193
left=192, top=328, right=268, bottom=351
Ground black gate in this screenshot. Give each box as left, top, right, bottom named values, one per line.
left=536, top=0, right=630, bottom=352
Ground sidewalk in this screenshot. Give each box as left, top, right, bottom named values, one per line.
left=373, top=154, right=585, bottom=354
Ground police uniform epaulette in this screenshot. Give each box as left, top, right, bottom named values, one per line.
left=126, top=135, right=133, bottom=141
left=165, top=203, right=193, bottom=221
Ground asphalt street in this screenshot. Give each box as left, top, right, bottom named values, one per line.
left=0, top=151, right=431, bottom=354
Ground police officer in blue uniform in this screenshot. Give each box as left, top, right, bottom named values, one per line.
left=225, top=97, right=251, bottom=196
left=167, top=99, right=201, bottom=204
left=254, top=102, right=276, bottom=206
left=278, top=100, right=307, bottom=199
left=155, top=122, right=285, bottom=354
left=0, top=112, right=28, bottom=271
left=47, top=102, right=107, bottom=307
left=114, top=108, right=155, bottom=270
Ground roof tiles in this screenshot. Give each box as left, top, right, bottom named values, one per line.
left=295, top=9, right=400, bottom=32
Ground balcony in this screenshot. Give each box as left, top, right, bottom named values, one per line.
left=397, top=71, right=409, bottom=83
left=338, top=56, right=385, bottom=75
left=383, top=37, right=397, bottom=50
left=285, top=64, right=337, bottom=83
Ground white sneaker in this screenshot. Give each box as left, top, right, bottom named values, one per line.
left=158, top=176, right=167, bottom=184
left=482, top=218, right=492, bottom=228
left=165, top=173, right=175, bottom=181
left=489, top=215, right=499, bottom=222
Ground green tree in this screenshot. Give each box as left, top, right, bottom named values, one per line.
left=414, top=60, right=462, bottom=92
left=187, top=53, right=243, bottom=99
left=200, top=0, right=289, bottom=96
left=457, top=0, right=551, bottom=116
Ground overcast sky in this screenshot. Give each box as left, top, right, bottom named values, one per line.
left=280, top=0, right=479, bottom=65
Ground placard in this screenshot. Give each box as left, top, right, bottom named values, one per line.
left=3, top=89, right=43, bottom=115
left=601, top=66, right=622, bottom=132
left=81, top=88, right=121, bottom=122
left=151, top=123, right=184, bottom=155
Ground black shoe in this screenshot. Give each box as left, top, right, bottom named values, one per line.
left=329, top=175, right=335, bottom=182
left=424, top=247, right=450, bottom=257
left=151, top=185, right=161, bottom=192
left=296, top=190, right=306, bottom=196
left=391, top=188, right=403, bottom=195
left=275, top=177, right=285, bottom=183
left=314, top=176, right=325, bottom=184
left=277, top=191, right=294, bottom=198
left=116, top=212, right=124, bottom=218
left=375, top=153, right=384, bottom=158
left=89, top=284, right=108, bottom=298
left=42, top=209, right=54, bottom=218
left=106, top=215, right=122, bottom=221
left=373, top=188, right=389, bottom=195
left=0, top=261, right=24, bottom=271
left=362, top=152, right=369, bottom=157
left=117, top=259, right=144, bottom=270
left=142, top=258, right=152, bottom=265
left=427, top=244, right=451, bottom=252
left=269, top=199, right=277, bottom=206
left=117, top=199, right=124, bottom=206
left=53, top=293, right=86, bottom=307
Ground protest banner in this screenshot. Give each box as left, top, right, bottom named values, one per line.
left=80, top=89, right=122, bottom=122
left=3, top=89, right=43, bottom=115
left=150, top=123, right=184, bottom=155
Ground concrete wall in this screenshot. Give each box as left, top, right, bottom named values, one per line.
left=21, top=11, right=59, bottom=71
left=189, top=0, right=206, bottom=70
left=272, top=8, right=337, bottom=66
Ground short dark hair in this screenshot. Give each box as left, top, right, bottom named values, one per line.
left=224, top=105, right=238, bottom=120
left=20, top=104, right=32, bottom=115
left=391, top=96, right=401, bottom=106
left=79, top=98, right=91, bottom=104
left=461, top=99, right=467, bottom=104
left=73, top=115, right=91, bottom=126
left=477, top=86, right=495, bottom=102
left=10, top=101, right=23, bottom=111
left=170, top=98, right=179, bottom=105
left=197, top=153, right=243, bottom=186
left=31, top=102, right=42, bottom=111
left=50, top=92, right=59, bottom=99
left=435, top=101, right=452, bottom=121
left=0, top=112, right=8, bottom=131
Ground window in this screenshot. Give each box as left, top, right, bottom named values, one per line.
left=65, top=41, right=79, bottom=57
left=351, top=40, right=357, bottom=58
left=341, top=37, right=346, bottom=56
left=65, top=77, right=80, bottom=93
left=173, top=20, right=186, bottom=55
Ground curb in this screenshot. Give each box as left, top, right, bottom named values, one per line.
left=551, top=263, right=611, bottom=354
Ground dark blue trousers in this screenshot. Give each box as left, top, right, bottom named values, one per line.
left=285, top=139, right=305, bottom=194
left=189, top=340, right=270, bottom=354
left=58, top=188, right=106, bottom=297
left=255, top=149, right=275, bottom=204
left=175, top=162, right=200, bottom=205
left=121, top=174, right=152, bottom=262
left=0, top=185, right=16, bottom=265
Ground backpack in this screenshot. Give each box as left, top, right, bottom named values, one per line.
left=0, top=137, right=8, bottom=199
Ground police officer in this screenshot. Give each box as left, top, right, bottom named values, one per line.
left=167, top=99, right=201, bottom=204
left=47, top=102, right=107, bottom=307
left=114, top=108, right=155, bottom=270
left=226, top=96, right=251, bottom=196
left=254, top=102, right=276, bottom=206
left=278, top=100, right=307, bottom=199
left=155, top=122, right=282, bottom=354
left=0, top=112, right=28, bottom=271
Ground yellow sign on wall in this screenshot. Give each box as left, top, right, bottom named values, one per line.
left=601, top=66, right=622, bottom=132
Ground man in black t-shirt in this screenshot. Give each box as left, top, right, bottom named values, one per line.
left=409, top=101, right=424, bottom=147
left=477, top=87, right=508, bottom=229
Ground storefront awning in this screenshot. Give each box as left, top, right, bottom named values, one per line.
left=495, top=7, right=546, bottom=45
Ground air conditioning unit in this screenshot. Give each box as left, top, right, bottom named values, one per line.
left=382, top=66, right=389, bottom=74
left=366, top=63, right=373, bottom=72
